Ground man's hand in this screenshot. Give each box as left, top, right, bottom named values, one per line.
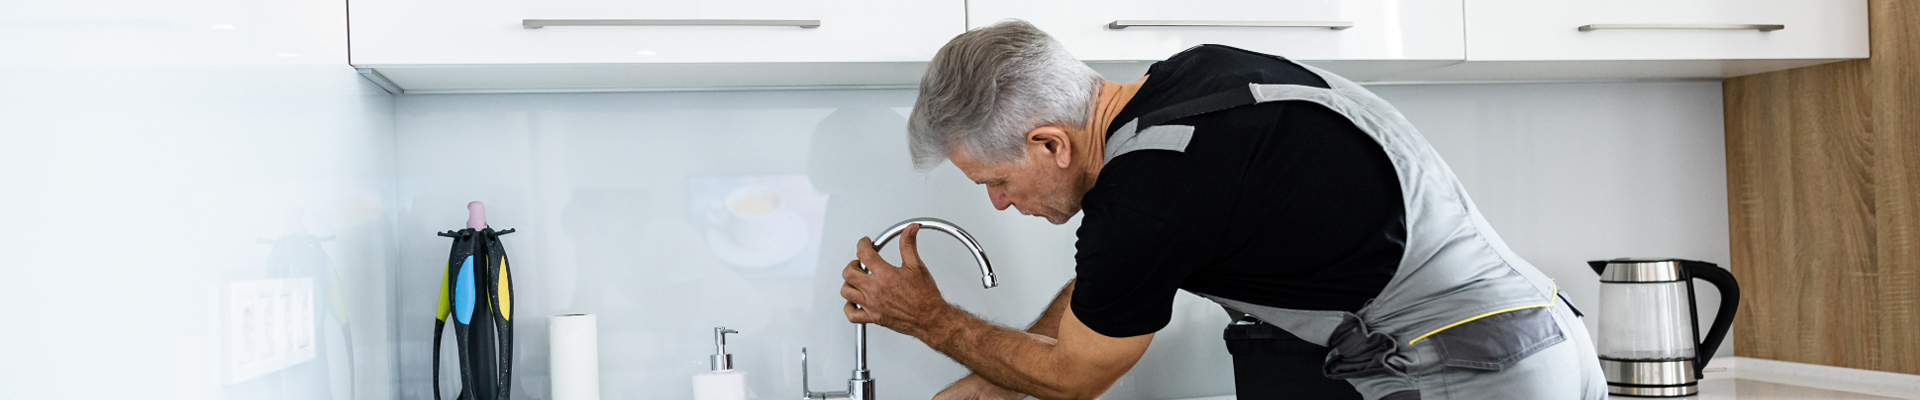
left=841, top=223, right=954, bottom=338
left=933, top=374, right=1027, bottom=400
left=844, top=227, right=1150, bottom=399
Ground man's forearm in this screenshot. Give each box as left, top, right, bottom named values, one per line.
left=927, top=280, right=1117, bottom=399
left=948, top=280, right=1075, bottom=397
left=925, top=307, right=1093, bottom=399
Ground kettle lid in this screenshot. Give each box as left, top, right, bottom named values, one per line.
left=1592, top=257, right=1698, bottom=263
left=1589, top=258, right=1717, bottom=282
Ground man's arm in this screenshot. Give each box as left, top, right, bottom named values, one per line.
left=1024, top=280, right=1074, bottom=337
left=918, top=294, right=1151, bottom=399
left=842, top=225, right=1151, bottom=400
left=937, top=280, right=1076, bottom=398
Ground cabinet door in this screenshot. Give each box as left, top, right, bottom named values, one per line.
left=1467, top=0, right=1867, bottom=61
left=967, top=0, right=1464, bottom=62
left=350, top=0, right=964, bottom=65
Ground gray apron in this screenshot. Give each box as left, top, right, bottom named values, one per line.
left=1104, top=61, right=1607, bottom=400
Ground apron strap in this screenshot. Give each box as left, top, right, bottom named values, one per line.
left=1104, top=83, right=1333, bottom=163
left=1137, top=87, right=1258, bottom=129
left=1195, top=292, right=1353, bottom=347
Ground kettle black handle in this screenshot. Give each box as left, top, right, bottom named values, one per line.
left=1680, top=260, right=1739, bottom=379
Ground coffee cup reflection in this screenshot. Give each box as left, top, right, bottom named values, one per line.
left=711, top=185, right=787, bottom=249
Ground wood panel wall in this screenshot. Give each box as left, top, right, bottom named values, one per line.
left=1724, top=0, right=1920, bottom=375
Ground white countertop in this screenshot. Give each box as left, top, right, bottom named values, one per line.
left=1168, top=357, right=1920, bottom=400
left=1169, top=380, right=1896, bottom=400
left=1694, top=378, right=1903, bottom=399
left=1168, top=377, right=1911, bottom=400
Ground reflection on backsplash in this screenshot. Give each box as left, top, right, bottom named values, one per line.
left=240, top=209, right=357, bottom=396
left=690, top=175, right=828, bottom=279
left=219, top=194, right=395, bottom=400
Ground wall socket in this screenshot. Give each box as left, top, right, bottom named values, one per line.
left=227, top=278, right=316, bottom=383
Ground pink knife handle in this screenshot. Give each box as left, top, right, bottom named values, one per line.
left=467, top=201, right=487, bottom=230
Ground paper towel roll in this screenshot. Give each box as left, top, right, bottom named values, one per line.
left=550, top=314, right=600, bottom=400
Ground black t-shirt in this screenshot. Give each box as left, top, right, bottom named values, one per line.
left=1069, top=45, right=1408, bottom=338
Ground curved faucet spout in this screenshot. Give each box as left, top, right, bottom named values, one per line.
left=870, top=217, right=998, bottom=289
left=808, top=217, right=997, bottom=400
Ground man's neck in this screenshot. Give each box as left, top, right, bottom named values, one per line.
left=1079, top=75, right=1148, bottom=181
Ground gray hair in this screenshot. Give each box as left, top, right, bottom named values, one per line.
left=907, top=20, right=1104, bottom=170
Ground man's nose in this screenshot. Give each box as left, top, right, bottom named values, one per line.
left=987, top=187, right=1012, bottom=211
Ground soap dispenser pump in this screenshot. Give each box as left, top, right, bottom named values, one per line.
left=710, top=326, right=737, bottom=372
left=693, top=327, right=747, bottom=400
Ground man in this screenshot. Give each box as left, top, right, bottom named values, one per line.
left=840, top=20, right=1607, bottom=400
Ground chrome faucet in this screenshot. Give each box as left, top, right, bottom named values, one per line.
left=802, top=217, right=999, bottom=400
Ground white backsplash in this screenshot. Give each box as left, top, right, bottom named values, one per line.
left=0, top=0, right=399, bottom=398
left=392, top=80, right=1729, bottom=399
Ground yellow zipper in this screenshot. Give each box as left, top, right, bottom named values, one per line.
left=1406, top=280, right=1558, bottom=345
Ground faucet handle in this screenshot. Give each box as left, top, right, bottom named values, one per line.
left=800, top=347, right=853, bottom=400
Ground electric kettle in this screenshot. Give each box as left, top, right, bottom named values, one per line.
left=1588, top=259, right=1740, bottom=397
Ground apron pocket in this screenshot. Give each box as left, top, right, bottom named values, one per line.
left=1431, top=307, right=1565, bottom=371
left=1323, top=318, right=1404, bottom=379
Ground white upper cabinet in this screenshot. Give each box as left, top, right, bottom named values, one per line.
left=1465, top=0, right=1868, bottom=61
left=345, top=0, right=1870, bottom=92
left=967, top=0, right=1466, bottom=62
left=349, top=0, right=964, bottom=65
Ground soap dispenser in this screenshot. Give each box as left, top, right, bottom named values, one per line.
left=693, top=327, right=747, bottom=400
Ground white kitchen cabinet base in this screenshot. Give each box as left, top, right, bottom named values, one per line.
left=350, top=0, right=965, bottom=65
left=362, top=59, right=1469, bottom=94
left=1376, top=59, right=1853, bottom=84
left=970, top=0, right=1465, bottom=62
left=361, top=62, right=932, bottom=94
left=1088, top=60, right=1466, bottom=84
left=364, top=58, right=1845, bottom=94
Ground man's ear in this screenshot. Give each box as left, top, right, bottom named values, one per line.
left=1025, top=125, right=1073, bottom=169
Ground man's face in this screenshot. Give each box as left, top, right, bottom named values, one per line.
left=949, top=144, right=1085, bottom=225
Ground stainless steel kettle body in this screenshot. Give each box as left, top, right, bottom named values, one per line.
left=1588, top=259, right=1740, bottom=397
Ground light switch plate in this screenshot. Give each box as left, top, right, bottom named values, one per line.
left=227, top=278, right=316, bottom=383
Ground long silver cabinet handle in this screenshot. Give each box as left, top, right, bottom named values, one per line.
left=1107, top=20, right=1353, bottom=30
left=1578, top=24, right=1783, bottom=32
left=523, top=19, right=821, bottom=29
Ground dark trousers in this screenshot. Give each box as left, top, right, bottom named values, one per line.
left=1225, top=322, right=1365, bottom=399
